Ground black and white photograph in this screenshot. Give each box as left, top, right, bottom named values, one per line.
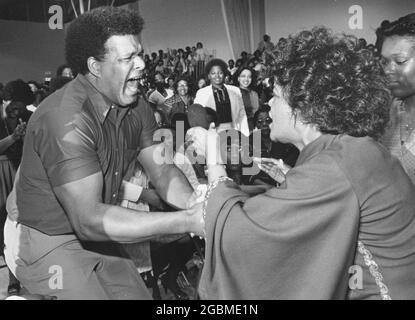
left=0, top=0, right=415, bottom=305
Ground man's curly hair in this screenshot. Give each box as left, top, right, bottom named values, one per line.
left=273, top=27, right=390, bottom=140
left=65, top=6, right=144, bottom=75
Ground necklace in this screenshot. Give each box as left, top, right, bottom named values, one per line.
left=399, top=111, right=415, bottom=155
left=400, top=121, right=414, bottom=144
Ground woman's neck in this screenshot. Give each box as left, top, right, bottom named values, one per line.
left=295, top=125, right=323, bottom=151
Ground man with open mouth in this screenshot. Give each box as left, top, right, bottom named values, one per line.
left=3, top=6, right=204, bottom=300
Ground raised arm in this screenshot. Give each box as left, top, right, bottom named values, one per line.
left=0, top=120, right=26, bottom=154
left=138, top=143, right=194, bottom=209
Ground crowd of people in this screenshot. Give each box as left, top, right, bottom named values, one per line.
left=0, top=6, right=415, bottom=300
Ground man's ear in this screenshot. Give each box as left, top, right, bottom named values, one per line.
left=87, top=57, right=101, bottom=78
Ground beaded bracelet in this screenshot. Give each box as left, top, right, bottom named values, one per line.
left=202, top=176, right=234, bottom=237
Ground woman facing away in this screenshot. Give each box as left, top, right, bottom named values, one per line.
left=377, top=13, right=415, bottom=185
left=187, top=27, right=415, bottom=299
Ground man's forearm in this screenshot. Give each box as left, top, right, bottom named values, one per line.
left=151, top=164, right=194, bottom=209
left=79, top=203, right=190, bottom=243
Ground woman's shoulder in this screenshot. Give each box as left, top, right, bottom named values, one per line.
left=196, top=85, right=212, bottom=95
left=225, top=84, right=242, bottom=95
left=322, top=135, right=401, bottom=185
left=328, top=135, right=385, bottom=161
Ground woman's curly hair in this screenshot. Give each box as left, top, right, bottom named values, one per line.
left=173, top=76, right=194, bottom=96
left=65, top=6, right=144, bottom=75
left=273, top=26, right=390, bottom=140
left=3, top=79, right=34, bottom=105
left=205, top=58, right=229, bottom=76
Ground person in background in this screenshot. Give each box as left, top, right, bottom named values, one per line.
left=236, top=67, right=260, bottom=132
left=162, top=77, right=194, bottom=126
left=0, top=79, right=34, bottom=296
left=228, top=59, right=237, bottom=76
left=259, top=34, right=276, bottom=65
left=27, top=81, right=39, bottom=94
left=26, top=81, right=44, bottom=112
left=56, top=64, right=74, bottom=79
left=167, top=76, right=175, bottom=91
left=174, top=48, right=187, bottom=75
left=196, top=76, right=207, bottom=91
left=194, top=42, right=207, bottom=81
left=224, top=73, right=232, bottom=85
left=148, top=72, right=174, bottom=109
left=154, top=59, right=165, bottom=75
left=194, top=58, right=249, bottom=136
left=240, top=51, right=249, bottom=66
left=257, top=34, right=274, bottom=54
left=377, top=13, right=415, bottom=185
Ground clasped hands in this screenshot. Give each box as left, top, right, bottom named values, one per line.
left=186, top=123, right=224, bottom=165
left=185, top=123, right=221, bottom=238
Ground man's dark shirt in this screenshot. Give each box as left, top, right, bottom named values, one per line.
left=16, top=74, right=158, bottom=235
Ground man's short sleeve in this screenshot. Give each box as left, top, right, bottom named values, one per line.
left=33, top=109, right=101, bottom=187
left=136, top=99, right=158, bottom=150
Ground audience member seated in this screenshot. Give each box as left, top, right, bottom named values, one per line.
left=162, top=77, right=193, bottom=126
left=148, top=72, right=174, bottom=109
